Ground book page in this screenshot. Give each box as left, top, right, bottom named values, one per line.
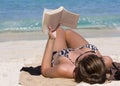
left=60, top=9, right=79, bottom=29
left=42, top=9, right=49, bottom=32
left=42, top=7, right=64, bottom=32
left=42, top=13, right=61, bottom=32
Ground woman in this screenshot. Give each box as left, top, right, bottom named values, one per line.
left=41, top=26, right=113, bottom=84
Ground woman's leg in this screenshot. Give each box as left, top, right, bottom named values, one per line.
left=65, top=29, right=88, bottom=48
left=53, top=27, right=67, bottom=51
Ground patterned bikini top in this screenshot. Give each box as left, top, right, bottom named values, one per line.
left=52, top=44, right=98, bottom=66
left=59, top=44, right=98, bottom=57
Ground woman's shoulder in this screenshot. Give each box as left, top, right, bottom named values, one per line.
left=56, top=63, right=74, bottom=78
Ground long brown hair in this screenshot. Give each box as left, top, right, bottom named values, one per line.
left=74, top=54, right=106, bottom=84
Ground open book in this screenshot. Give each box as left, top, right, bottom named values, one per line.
left=42, top=6, right=80, bottom=32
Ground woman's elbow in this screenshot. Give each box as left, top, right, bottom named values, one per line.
left=41, top=67, right=52, bottom=78
left=41, top=66, right=48, bottom=77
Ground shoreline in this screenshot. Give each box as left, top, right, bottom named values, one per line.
left=0, top=29, right=120, bottom=42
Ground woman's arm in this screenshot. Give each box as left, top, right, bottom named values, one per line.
left=41, top=39, right=55, bottom=71
left=41, top=28, right=56, bottom=76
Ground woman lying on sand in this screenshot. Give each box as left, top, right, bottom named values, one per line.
left=21, top=26, right=120, bottom=84
left=41, top=26, right=113, bottom=84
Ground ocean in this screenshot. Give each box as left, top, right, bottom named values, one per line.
left=0, top=0, right=120, bottom=32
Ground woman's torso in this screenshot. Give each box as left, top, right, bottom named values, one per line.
left=51, top=44, right=113, bottom=78
left=52, top=44, right=99, bottom=67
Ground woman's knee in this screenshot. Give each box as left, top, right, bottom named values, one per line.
left=65, top=29, right=75, bottom=40
left=56, top=27, right=65, bottom=34
left=65, top=29, right=74, bottom=35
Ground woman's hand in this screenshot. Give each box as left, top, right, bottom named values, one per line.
left=48, top=26, right=56, bottom=40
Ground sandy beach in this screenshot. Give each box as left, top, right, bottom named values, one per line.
left=0, top=29, right=120, bottom=86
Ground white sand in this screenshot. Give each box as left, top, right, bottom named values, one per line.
left=0, top=40, right=46, bottom=86
left=0, top=37, right=120, bottom=86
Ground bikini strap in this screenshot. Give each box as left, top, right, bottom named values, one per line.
left=78, top=44, right=98, bottom=51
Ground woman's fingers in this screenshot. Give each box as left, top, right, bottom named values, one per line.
left=48, top=26, right=56, bottom=39
left=48, top=26, right=52, bottom=31
left=48, top=24, right=60, bottom=32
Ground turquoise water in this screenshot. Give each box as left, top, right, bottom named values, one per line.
left=0, top=0, right=120, bottom=32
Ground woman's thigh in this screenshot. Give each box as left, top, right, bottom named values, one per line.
left=53, top=27, right=67, bottom=51
left=65, top=29, right=88, bottom=48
